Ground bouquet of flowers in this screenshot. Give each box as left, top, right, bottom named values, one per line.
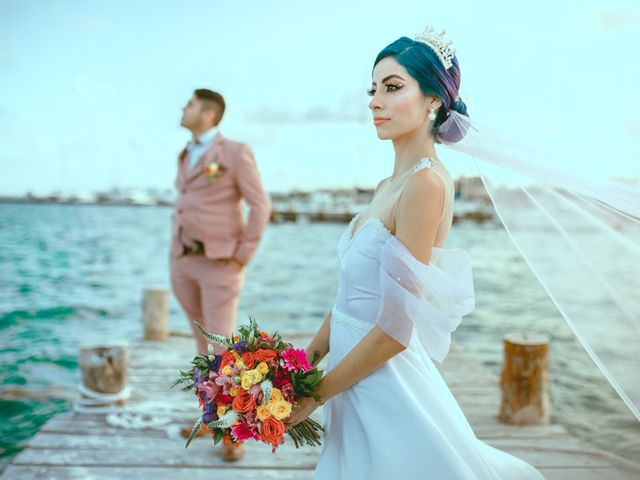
left=173, top=318, right=324, bottom=452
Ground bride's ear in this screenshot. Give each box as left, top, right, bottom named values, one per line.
left=427, top=95, right=443, bottom=111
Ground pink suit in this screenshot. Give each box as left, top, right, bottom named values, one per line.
left=170, top=133, right=271, bottom=354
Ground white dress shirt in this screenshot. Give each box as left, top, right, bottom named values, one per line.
left=187, top=126, right=218, bottom=170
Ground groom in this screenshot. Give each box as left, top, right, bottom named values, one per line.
left=171, top=88, right=271, bottom=461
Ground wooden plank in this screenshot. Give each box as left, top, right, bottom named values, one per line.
left=11, top=443, right=319, bottom=469
left=538, top=467, right=637, bottom=480
left=472, top=424, right=570, bottom=439
left=1, top=466, right=315, bottom=480
left=494, top=448, right=613, bottom=468
left=26, top=431, right=608, bottom=470
left=7, top=465, right=635, bottom=480
left=25, top=432, right=313, bottom=455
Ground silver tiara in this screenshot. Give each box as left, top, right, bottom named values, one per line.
left=413, top=27, right=456, bottom=70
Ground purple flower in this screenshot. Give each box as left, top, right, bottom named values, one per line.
left=232, top=339, right=247, bottom=353
left=202, top=398, right=218, bottom=423
left=209, top=354, right=222, bottom=372
left=193, top=369, right=205, bottom=388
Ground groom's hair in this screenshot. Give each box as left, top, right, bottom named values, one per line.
left=194, top=89, right=225, bottom=126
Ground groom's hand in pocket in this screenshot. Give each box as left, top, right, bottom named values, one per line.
left=228, top=258, right=244, bottom=272
left=217, top=258, right=245, bottom=272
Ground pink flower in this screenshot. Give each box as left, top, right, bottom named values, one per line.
left=231, top=421, right=257, bottom=442
left=280, top=348, right=312, bottom=373
left=198, top=380, right=220, bottom=399
left=249, top=384, right=263, bottom=403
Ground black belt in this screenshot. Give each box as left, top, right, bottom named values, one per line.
left=182, top=239, right=205, bottom=256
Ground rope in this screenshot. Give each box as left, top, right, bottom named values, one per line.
left=72, top=383, right=131, bottom=414
left=72, top=382, right=196, bottom=430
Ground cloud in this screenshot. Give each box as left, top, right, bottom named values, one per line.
left=243, top=90, right=369, bottom=124
left=626, top=120, right=640, bottom=139
left=591, top=9, right=640, bottom=30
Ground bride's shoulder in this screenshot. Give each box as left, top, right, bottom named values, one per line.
left=374, top=177, right=391, bottom=195
left=403, top=167, right=446, bottom=204
left=395, top=169, right=446, bottom=226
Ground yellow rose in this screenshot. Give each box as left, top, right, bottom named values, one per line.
left=251, top=369, right=264, bottom=383
left=241, top=372, right=253, bottom=390
left=269, top=400, right=292, bottom=420
left=217, top=405, right=227, bottom=417
left=256, top=405, right=272, bottom=421
left=229, top=386, right=239, bottom=396
left=221, top=365, right=233, bottom=376
left=269, top=387, right=283, bottom=403
left=236, top=360, right=245, bottom=369
left=241, top=369, right=262, bottom=390
left=257, top=361, right=269, bottom=375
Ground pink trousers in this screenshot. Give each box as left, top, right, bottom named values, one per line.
left=170, top=255, right=244, bottom=355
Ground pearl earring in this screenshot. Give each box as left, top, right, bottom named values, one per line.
left=428, top=108, right=436, bottom=121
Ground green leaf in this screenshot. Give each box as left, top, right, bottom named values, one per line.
left=213, top=428, right=224, bottom=445
left=184, top=418, right=202, bottom=449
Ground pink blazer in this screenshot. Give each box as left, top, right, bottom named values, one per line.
left=171, top=133, right=272, bottom=264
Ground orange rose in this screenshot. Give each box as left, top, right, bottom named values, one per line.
left=220, top=351, right=235, bottom=370
left=254, top=348, right=278, bottom=364
left=260, top=416, right=285, bottom=445
left=241, top=351, right=256, bottom=369
left=232, top=389, right=256, bottom=414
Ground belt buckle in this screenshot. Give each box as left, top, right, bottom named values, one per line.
left=181, top=235, right=204, bottom=255
left=184, top=240, right=204, bottom=255
left=193, top=240, right=204, bottom=254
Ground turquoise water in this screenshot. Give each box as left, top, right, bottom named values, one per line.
left=0, top=203, right=638, bottom=466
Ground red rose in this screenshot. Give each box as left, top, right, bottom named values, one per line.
left=260, top=416, right=285, bottom=445
left=216, top=394, right=234, bottom=405
left=254, top=348, right=278, bottom=364
left=241, top=351, right=256, bottom=369
left=232, top=389, right=256, bottom=414
left=220, top=351, right=236, bottom=370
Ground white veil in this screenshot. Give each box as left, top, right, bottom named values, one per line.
left=439, top=111, right=640, bottom=421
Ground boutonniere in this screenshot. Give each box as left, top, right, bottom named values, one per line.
left=204, top=161, right=227, bottom=182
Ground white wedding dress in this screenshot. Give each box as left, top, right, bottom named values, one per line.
left=315, top=158, right=544, bottom=479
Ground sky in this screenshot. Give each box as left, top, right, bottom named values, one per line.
left=1, top=0, right=639, bottom=195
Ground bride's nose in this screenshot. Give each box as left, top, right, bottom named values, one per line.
left=368, top=96, right=382, bottom=112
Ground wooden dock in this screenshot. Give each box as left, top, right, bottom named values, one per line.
left=1, top=333, right=637, bottom=480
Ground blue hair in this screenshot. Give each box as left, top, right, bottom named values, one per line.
left=374, top=36, right=468, bottom=142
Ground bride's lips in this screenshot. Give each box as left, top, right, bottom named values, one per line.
left=373, top=117, right=390, bottom=126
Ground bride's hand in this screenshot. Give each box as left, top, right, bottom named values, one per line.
left=284, top=396, right=318, bottom=428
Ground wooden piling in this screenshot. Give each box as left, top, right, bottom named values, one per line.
left=142, top=287, right=169, bottom=340
left=78, top=345, right=128, bottom=406
left=499, top=331, right=550, bottom=425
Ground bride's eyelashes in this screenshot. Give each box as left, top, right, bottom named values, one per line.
left=367, top=84, right=404, bottom=96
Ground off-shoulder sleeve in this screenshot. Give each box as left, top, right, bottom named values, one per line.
left=374, top=235, right=475, bottom=363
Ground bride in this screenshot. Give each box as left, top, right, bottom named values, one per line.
left=283, top=31, right=545, bottom=479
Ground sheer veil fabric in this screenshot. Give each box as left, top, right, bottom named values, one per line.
left=439, top=111, right=640, bottom=421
